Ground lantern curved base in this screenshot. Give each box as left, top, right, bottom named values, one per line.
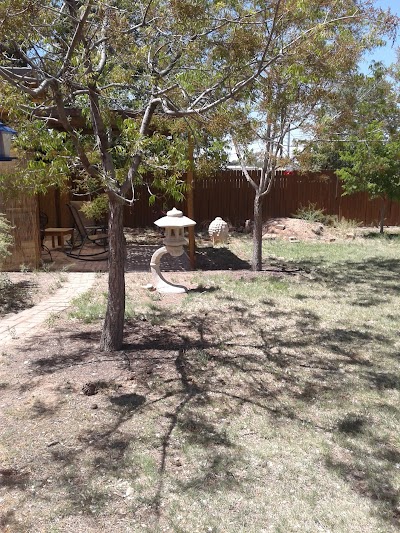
left=150, top=246, right=188, bottom=294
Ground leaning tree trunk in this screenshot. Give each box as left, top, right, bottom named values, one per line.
left=252, top=193, right=263, bottom=271
left=100, top=194, right=126, bottom=351
left=379, top=196, right=386, bottom=234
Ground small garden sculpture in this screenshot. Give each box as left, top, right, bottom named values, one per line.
left=150, top=208, right=196, bottom=294
left=208, top=216, right=229, bottom=246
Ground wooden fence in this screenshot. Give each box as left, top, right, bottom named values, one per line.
left=123, top=170, right=400, bottom=228
left=39, top=170, right=400, bottom=229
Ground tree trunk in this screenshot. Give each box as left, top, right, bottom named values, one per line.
left=100, top=194, right=126, bottom=351
left=252, top=193, right=263, bottom=271
left=379, top=196, right=386, bottom=234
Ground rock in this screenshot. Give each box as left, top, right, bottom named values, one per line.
left=275, top=224, right=286, bottom=230
left=312, top=224, right=324, bottom=236
left=82, top=382, right=98, bottom=396
left=262, top=234, right=277, bottom=240
left=289, top=237, right=300, bottom=243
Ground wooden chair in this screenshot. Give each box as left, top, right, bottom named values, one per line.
left=66, top=203, right=108, bottom=260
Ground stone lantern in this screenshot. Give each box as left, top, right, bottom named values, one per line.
left=0, top=122, right=17, bottom=161
left=150, top=208, right=196, bottom=294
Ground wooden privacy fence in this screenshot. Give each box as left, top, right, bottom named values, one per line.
left=123, top=170, right=400, bottom=228
left=40, top=170, right=400, bottom=229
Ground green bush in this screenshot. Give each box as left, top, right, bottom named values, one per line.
left=294, top=203, right=361, bottom=229
left=293, top=202, right=326, bottom=223
left=0, top=213, right=13, bottom=267
left=80, top=195, right=109, bottom=223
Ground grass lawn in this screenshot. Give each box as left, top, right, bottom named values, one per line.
left=0, top=234, right=399, bottom=532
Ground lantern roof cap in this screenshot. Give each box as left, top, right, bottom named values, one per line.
left=0, top=122, right=17, bottom=135
left=154, top=208, right=196, bottom=228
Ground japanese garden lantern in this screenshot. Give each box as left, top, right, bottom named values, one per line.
left=150, top=208, right=196, bottom=294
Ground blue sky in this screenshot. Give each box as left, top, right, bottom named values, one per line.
left=360, top=0, right=400, bottom=70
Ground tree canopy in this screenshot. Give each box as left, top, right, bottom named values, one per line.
left=226, top=4, right=394, bottom=269
left=298, top=61, right=400, bottom=231
left=336, top=65, right=400, bottom=231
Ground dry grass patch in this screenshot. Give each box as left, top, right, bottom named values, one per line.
left=0, top=235, right=399, bottom=532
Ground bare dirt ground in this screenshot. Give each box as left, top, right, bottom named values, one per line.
left=1, top=222, right=400, bottom=532
left=262, top=216, right=338, bottom=241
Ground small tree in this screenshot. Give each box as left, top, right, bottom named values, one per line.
left=230, top=11, right=386, bottom=270
left=337, top=125, right=400, bottom=233
left=299, top=63, right=400, bottom=233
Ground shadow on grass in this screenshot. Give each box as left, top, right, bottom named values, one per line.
left=195, top=246, right=251, bottom=271
left=337, top=413, right=367, bottom=434
left=365, top=371, right=400, bottom=391
left=362, top=232, right=400, bottom=241
left=326, top=431, right=400, bottom=525
left=125, top=244, right=250, bottom=272
left=4, top=250, right=400, bottom=529
left=0, top=468, right=30, bottom=489
left=289, top=257, right=400, bottom=297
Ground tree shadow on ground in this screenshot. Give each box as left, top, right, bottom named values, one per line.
left=326, top=420, right=400, bottom=525
left=3, top=261, right=399, bottom=530
left=125, top=244, right=250, bottom=272
left=362, top=232, right=400, bottom=241
left=195, top=246, right=250, bottom=270
left=280, top=256, right=400, bottom=297
left=0, top=279, right=37, bottom=316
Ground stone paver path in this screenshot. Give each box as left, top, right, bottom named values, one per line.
left=0, top=272, right=96, bottom=348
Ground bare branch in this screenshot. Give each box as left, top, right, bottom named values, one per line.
left=122, top=0, right=156, bottom=34
left=55, top=1, right=93, bottom=80
left=232, top=138, right=258, bottom=191
left=53, top=85, right=98, bottom=178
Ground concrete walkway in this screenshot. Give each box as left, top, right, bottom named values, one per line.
left=0, top=272, right=96, bottom=348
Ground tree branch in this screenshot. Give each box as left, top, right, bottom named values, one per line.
left=53, top=85, right=98, bottom=178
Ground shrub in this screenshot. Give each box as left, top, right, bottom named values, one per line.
left=80, top=195, right=109, bottom=223
left=293, top=202, right=326, bottom=223
left=294, top=203, right=361, bottom=229
left=0, top=213, right=13, bottom=268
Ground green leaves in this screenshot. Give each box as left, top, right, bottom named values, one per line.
left=0, top=0, right=393, bottom=206
left=0, top=121, right=72, bottom=195
left=337, top=123, right=400, bottom=201
left=0, top=212, right=13, bottom=266
left=333, top=65, right=400, bottom=203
